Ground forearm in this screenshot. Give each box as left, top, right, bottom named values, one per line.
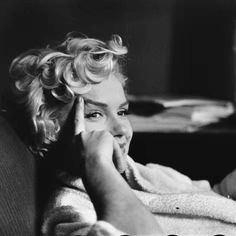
left=83, top=158, right=162, bottom=235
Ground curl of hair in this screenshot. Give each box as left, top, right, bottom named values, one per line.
left=9, top=34, right=128, bottom=155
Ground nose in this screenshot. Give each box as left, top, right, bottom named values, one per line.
left=109, top=117, right=128, bottom=139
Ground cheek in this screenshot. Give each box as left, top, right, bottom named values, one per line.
left=84, top=120, right=107, bottom=132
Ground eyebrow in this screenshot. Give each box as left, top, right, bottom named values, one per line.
left=84, top=98, right=129, bottom=108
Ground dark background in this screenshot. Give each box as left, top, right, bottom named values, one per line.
left=0, top=0, right=235, bottom=100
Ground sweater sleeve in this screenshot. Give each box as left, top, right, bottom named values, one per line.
left=87, top=221, right=127, bottom=236
left=42, top=205, right=126, bottom=236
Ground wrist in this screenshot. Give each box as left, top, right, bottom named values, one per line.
left=85, top=153, right=114, bottom=173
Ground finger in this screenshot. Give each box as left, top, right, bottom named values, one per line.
left=74, top=96, right=86, bottom=135
left=113, top=139, right=127, bottom=174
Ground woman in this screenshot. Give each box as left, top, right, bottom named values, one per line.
left=9, top=33, right=236, bottom=235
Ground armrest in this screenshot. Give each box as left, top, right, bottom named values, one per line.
left=0, top=115, right=36, bottom=235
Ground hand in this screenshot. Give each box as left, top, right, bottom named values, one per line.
left=73, top=96, right=127, bottom=174
left=214, top=169, right=236, bottom=200
left=72, top=97, right=163, bottom=235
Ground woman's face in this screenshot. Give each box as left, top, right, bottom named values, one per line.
left=81, top=73, right=133, bottom=157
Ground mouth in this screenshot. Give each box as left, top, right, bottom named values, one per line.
left=118, top=143, right=127, bottom=155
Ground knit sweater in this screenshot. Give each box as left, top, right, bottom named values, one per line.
left=42, top=156, right=236, bottom=236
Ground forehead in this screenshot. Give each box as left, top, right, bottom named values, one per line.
left=83, top=74, right=127, bottom=103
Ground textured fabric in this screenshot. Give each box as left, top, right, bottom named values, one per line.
left=42, top=156, right=236, bottom=236
left=0, top=115, right=36, bottom=236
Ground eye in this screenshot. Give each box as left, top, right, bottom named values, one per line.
left=85, top=111, right=103, bottom=120
left=118, top=108, right=129, bottom=117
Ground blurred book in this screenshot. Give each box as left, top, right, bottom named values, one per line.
left=128, top=94, right=232, bottom=108
left=127, top=95, right=235, bottom=132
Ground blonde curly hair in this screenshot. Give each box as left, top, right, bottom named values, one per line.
left=9, top=33, right=128, bottom=155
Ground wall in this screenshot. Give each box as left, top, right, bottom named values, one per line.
left=170, top=0, right=235, bottom=100
left=0, top=0, right=234, bottom=101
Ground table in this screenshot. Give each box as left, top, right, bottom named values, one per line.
left=129, top=114, right=236, bottom=185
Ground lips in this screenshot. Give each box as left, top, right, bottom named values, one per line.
left=117, top=138, right=130, bottom=156
left=119, top=143, right=126, bottom=149
left=118, top=143, right=127, bottom=155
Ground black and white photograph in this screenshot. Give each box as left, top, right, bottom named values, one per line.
left=0, top=0, right=236, bottom=235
